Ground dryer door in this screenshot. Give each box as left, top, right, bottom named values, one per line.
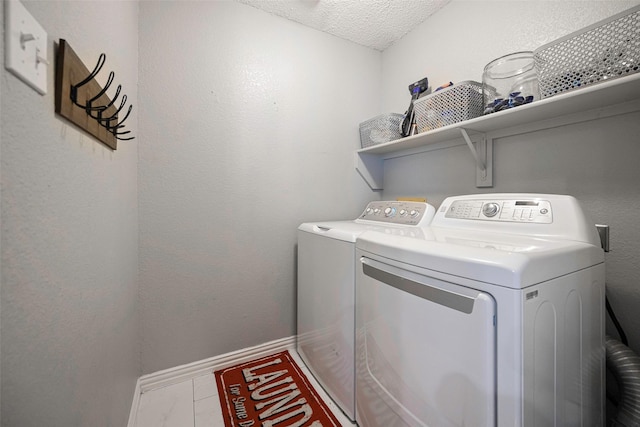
left=356, top=257, right=496, bottom=427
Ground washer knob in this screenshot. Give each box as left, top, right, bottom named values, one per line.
left=384, top=207, right=396, bottom=217
left=482, top=202, right=500, bottom=217
left=409, top=209, right=420, bottom=218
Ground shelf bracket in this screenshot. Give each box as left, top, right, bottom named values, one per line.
left=460, top=128, right=493, bottom=188
left=355, top=152, right=384, bottom=191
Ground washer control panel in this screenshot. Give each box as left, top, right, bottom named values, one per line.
left=445, top=199, right=553, bottom=223
left=359, top=201, right=433, bottom=226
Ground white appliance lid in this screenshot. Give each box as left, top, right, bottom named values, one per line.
left=297, top=201, right=436, bottom=242
left=356, top=228, right=604, bottom=289
left=298, top=221, right=429, bottom=243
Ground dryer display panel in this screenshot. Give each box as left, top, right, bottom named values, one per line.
left=355, top=257, right=496, bottom=427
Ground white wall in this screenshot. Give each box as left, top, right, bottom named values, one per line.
left=5, top=1, right=637, bottom=423
left=381, top=0, right=640, bottom=355
left=382, top=0, right=640, bottom=113
left=0, top=1, right=139, bottom=426
left=138, top=1, right=379, bottom=373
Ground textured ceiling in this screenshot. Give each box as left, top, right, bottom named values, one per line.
left=234, top=0, right=451, bottom=51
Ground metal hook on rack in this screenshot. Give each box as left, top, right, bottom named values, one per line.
left=104, top=103, right=134, bottom=141
left=70, top=53, right=105, bottom=106
left=66, top=50, right=135, bottom=142
left=83, top=71, right=115, bottom=112
left=109, top=104, right=133, bottom=130
left=94, top=93, right=126, bottom=124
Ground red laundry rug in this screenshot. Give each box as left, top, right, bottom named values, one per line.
left=215, top=350, right=342, bottom=427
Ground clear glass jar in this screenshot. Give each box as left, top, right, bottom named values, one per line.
left=482, top=51, right=540, bottom=114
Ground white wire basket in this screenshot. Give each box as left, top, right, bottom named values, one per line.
left=412, top=81, right=484, bottom=133
left=534, top=5, right=640, bottom=99
left=359, top=113, right=403, bottom=148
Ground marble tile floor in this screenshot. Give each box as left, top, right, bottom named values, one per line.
left=132, top=345, right=354, bottom=427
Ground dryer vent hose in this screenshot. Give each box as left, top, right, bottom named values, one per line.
left=607, top=335, right=640, bottom=427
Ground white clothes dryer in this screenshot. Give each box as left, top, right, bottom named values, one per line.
left=297, top=200, right=436, bottom=422
left=355, top=194, right=605, bottom=427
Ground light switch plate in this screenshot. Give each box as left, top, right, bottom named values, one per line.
left=4, top=0, right=48, bottom=95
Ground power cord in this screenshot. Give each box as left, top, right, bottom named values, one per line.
left=606, top=293, right=628, bottom=346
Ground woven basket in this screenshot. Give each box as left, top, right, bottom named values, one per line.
left=413, top=81, right=484, bottom=133
left=534, top=5, right=640, bottom=98
left=359, top=113, right=403, bottom=148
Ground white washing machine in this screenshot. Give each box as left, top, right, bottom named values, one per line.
left=297, top=200, right=436, bottom=422
left=355, top=194, right=605, bottom=427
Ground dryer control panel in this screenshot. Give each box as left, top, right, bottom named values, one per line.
left=434, top=193, right=600, bottom=245
left=445, top=199, right=553, bottom=223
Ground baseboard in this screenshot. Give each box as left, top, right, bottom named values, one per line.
left=127, top=335, right=296, bottom=426
left=126, top=377, right=142, bottom=427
